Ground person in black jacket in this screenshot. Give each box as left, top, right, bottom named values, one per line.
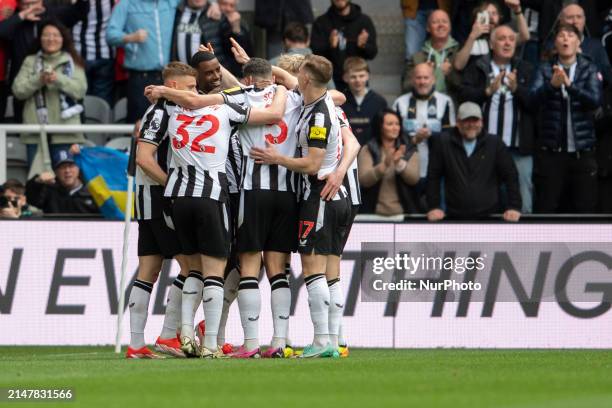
left=254, top=0, right=313, bottom=59
left=427, top=102, right=521, bottom=221
left=530, top=24, right=603, bottom=213
left=0, top=0, right=88, bottom=122
left=460, top=25, right=536, bottom=213
left=311, top=0, right=377, bottom=91
left=340, top=57, right=387, bottom=146
left=26, top=150, right=99, bottom=215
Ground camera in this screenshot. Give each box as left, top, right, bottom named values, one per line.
left=0, top=196, right=19, bottom=209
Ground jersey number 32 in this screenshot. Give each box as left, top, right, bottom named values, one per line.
left=173, top=114, right=219, bottom=153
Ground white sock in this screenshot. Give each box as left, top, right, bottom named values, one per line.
left=237, top=277, right=260, bottom=351
left=180, top=271, right=204, bottom=339
left=218, top=267, right=240, bottom=346
left=305, top=274, right=329, bottom=347
left=269, top=273, right=290, bottom=349
left=129, top=279, right=153, bottom=349
left=202, top=276, right=225, bottom=350
left=284, top=262, right=293, bottom=347
left=339, top=323, right=347, bottom=347
left=328, top=278, right=344, bottom=349
left=160, top=274, right=186, bottom=339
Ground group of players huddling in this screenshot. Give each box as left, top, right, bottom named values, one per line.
left=126, top=39, right=361, bottom=359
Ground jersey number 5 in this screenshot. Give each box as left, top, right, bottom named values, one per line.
left=173, top=114, right=219, bottom=153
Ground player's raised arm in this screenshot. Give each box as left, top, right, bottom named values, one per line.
left=144, top=85, right=224, bottom=110
left=272, top=65, right=299, bottom=90
left=329, top=90, right=346, bottom=106
left=246, top=85, right=288, bottom=125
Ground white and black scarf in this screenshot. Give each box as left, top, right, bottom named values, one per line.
left=34, top=51, right=83, bottom=124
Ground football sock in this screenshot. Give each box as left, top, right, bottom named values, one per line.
left=328, top=278, right=343, bottom=349
left=269, top=273, right=290, bottom=349
left=284, top=262, right=293, bottom=347
left=181, top=271, right=204, bottom=339
left=339, top=323, right=347, bottom=347
left=218, top=267, right=240, bottom=346
left=237, top=277, right=260, bottom=351
left=129, top=279, right=153, bottom=349
left=160, top=274, right=186, bottom=339
left=305, top=274, right=330, bottom=348
left=202, top=276, right=224, bottom=350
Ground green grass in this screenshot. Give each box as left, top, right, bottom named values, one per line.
left=0, top=347, right=611, bottom=408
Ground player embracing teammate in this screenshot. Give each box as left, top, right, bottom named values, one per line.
left=129, top=47, right=361, bottom=359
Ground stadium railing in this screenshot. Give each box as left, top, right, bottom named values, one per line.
left=0, top=124, right=134, bottom=182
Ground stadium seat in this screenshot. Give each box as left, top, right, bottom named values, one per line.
left=105, top=136, right=132, bottom=154
left=6, top=135, right=28, bottom=183
left=4, top=95, right=14, bottom=122
left=83, top=95, right=112, bottom=146
left=113, top=97, right=128, bottom=123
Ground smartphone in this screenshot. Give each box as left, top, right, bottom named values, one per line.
left=477, top=11, right=490, bottom=26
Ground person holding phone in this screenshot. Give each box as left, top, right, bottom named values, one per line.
left=357, top=108, right=420, bottom=216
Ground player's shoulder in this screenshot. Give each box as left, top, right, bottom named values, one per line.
left=222, top=86, right=248, bottom=96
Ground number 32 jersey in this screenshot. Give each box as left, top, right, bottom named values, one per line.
left=164, top=102, right=250, bottom=203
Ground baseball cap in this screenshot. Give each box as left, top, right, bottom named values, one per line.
left=457, top=102, right=483, bottom=121
left=53, top=150, right=76, bottom=170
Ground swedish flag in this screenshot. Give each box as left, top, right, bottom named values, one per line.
left=74, top=146, right=133, bottom=220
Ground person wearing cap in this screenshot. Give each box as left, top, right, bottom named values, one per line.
left=530, top=23, right=603, bottom=214
left=426, top=101, right=522, bottom=221
left=25, top=149, right=98, bottom=215
left=460, top=24, right=536, bottom=213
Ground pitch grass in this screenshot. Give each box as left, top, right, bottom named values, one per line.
left=0, top=348, right=611, bottom=408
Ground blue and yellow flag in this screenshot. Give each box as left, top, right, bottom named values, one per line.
left=74, top=146, right=134, bottom=220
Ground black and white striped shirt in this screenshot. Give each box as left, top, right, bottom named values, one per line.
left=164, top=102, right=251, bottom=202
left=296, top=92, right=345, bottom=201
left=393, top=91, right=455, bottom=179
left=222, top=86, right=303, bottom=192
left=135, top=99, right=175, bottom=220
left=173, top=5, right=224, bottom=65
left=335, top=107, right=361, bottom=206
left=73, top=0, right=115, bottom=61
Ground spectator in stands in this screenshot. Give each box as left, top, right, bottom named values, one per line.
left=530, top=24, right=603, bottom=214
left=0, top=0, right=16, bottom=123
left=401, top=0, right=451, bottom=60
left=106, top=0, right=178, bottom=122
left=402, top=9, right=459, bottom=95
left=254, top=0, right=313, bottom=59
left=0, top=179, right=41, bottom=218
left=358, top=108, right=420, bottom=216
left=533, top=0, right=606, bottom=52
left=311, top=0, right=377, bottom=91
left=340, top=57, right=387, bottom=146
left=460, top=25, right=536, bottom=213
left=12, top=20, right=87, bottom=174
left=427, top=102, right=521, bottom=221
left=269, top=22, right=312, bottom=66
left=0, top=0, right=88, bottom=122
left=599, top=8, right=612, bottom=212
left=453, top=0, right=529, bottom=72
left=73, top=0, right=116, bottom=106
left=551, top=3, right=612, bottom=86
left=26, top=150, right=99, bottom=214
left=393, top=62, right=455, bottom=201
left=217, top=0, right=253, bottom=78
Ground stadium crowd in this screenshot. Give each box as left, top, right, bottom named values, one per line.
left=0, top=0, right=611, bottom=220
